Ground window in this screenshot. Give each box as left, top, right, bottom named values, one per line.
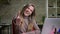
left=48, top=0, right=60, bottom=18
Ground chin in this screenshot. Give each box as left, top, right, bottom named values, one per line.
left=25, top=14, right=29, bottom=17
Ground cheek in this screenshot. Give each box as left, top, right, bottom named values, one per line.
left=29, top=11, right=33, bottom=14
left=24, top=10, right=27, bottom=14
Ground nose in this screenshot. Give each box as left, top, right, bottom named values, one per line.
left=26, top=9, right=31, bottom=12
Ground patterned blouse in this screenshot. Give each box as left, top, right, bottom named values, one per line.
left=12, top=16, right=40, bottom=34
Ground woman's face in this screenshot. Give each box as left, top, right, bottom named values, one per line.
left=24, top=6, right=34, bottom=17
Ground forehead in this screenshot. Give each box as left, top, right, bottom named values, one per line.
left=28, top=6, right=34, bottom=10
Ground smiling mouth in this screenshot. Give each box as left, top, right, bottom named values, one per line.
left=26, top=11, right=30, bottom=14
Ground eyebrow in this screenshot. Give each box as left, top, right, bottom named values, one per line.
left=28, top=7, right=33, bottom=12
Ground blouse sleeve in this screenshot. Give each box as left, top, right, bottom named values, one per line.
left=12, top=17, right=19, bottom=34
left=32, top=19, right=40, bottom=30
left=33, top=19, right=41, bottom=34
left=12, top=16, right=23, bottom=34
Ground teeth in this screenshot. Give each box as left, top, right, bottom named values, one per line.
left=25, top=11, right=30, bottom=14
left=26, top=12, right=29, bottom=13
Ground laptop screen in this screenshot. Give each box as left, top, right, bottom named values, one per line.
left=41, top=18, right=60, bottom=34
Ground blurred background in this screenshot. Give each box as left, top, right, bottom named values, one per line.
left=0, top=0, right=46, bottom=34
left=0, top=0, right=60, bottom=34
left=0, top=0, right=46, bottom=25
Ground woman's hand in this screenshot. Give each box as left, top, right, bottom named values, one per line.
left=22, top=33, right=26, bottom=34
left=16, top=16, right=21, bottom=25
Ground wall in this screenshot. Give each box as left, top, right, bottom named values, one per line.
left=0, top=0, right=46, bottom=24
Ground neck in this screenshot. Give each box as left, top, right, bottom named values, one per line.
left=24, top=15, right=28, bottom=19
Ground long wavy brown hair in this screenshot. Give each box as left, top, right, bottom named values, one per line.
left=20, top=4, right=35, bottom=18
left=18, top=4, right=36, bottom=31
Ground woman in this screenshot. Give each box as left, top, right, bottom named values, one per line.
left=12, top=4, right=40, bottom=34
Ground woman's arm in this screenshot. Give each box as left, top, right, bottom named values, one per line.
left=33, top=19, right=40, bottom=34
left=12, top=16, right=23, bottom=34
left=33, top=20, right=40, bottom=30
left=22, top=19, right=40, bottom=34
left=12, top=17, right=20, bottom=34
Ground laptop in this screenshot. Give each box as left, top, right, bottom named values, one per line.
left=41, top=18, right=60, bottom=34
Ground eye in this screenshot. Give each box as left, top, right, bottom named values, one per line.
left=28, top=8, right=33, bottom=12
